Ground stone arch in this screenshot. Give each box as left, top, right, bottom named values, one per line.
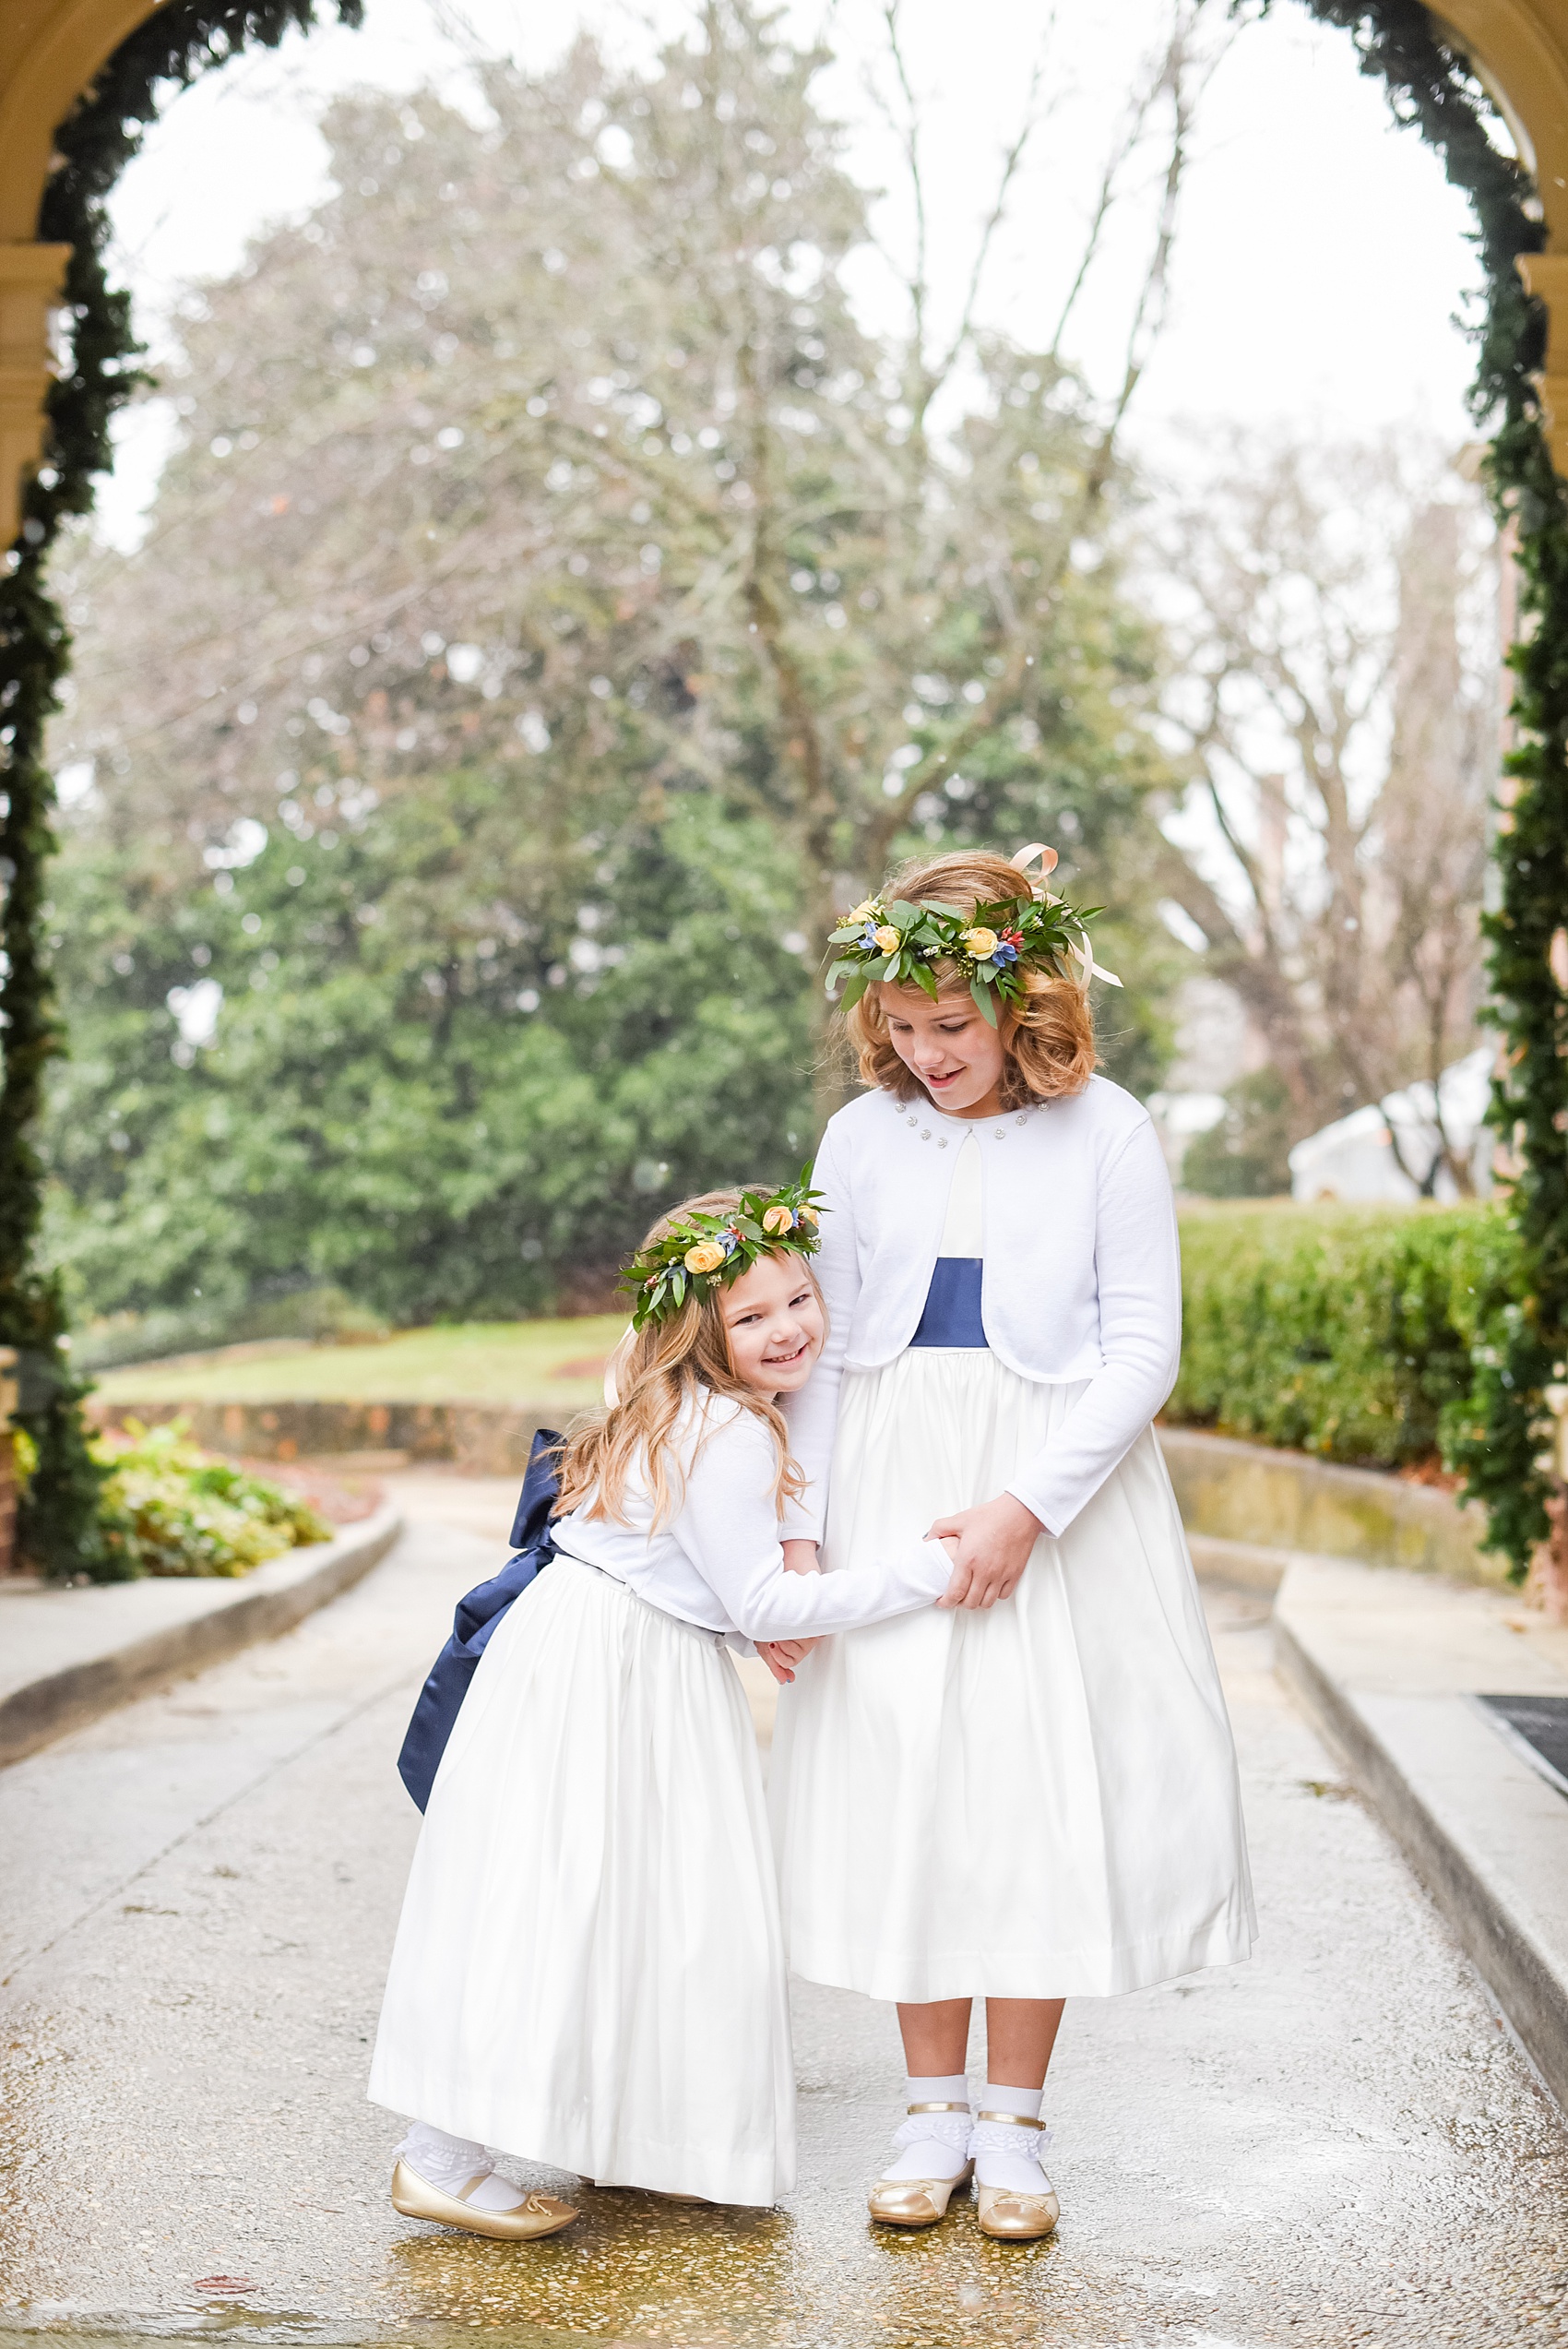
left=1438, top=1, right=1568, bottom=459
left=0, top=1, right=160, bottom=520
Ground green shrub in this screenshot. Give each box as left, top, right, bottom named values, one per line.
left=1170, top=1200, right=1526, bottom=1474
left=94, top=1420, right=332, bottom=1579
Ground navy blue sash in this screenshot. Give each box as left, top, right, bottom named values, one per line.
left=909, top=1258, right=988, bottom=1348
left=396, top=1427, right=563, bottom=1812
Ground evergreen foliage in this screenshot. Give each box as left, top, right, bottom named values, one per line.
left=1275, top=1, right=1566, bottom=1569
left=43, top=797, right=816, bottom=1325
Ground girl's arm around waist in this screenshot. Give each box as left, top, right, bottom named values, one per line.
left=677, top=1410, right=950, bottom=1642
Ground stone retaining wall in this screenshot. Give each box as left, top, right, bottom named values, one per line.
left=1157, top=1425, right=1503, bottom=1587
left=89, top=1396, right=556, bottom=1476
left=91, top=1394, right=1506, bottom=1587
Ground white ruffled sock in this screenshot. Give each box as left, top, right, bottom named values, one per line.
left=396, top=2120, right=523, bottom=2212
left=970, top=2081, right=1052, bottom=2195
left=881, top=2072, right=972, bottom=2184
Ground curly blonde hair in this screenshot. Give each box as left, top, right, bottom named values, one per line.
left=843, top=849, right=1097, bottom=1109
left=553, top=1189, right=820, bottom=1530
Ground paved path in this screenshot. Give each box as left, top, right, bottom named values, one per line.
left=2, top=1485, right=1566, bottom=2349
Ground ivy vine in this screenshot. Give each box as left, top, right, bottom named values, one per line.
left=0, top=1, right=361, bottom=1577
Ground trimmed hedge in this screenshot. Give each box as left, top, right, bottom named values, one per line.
left=1170, top=1201, right=1525, bottom=1477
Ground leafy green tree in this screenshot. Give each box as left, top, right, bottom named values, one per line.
left=43, top=793, right=812, bottom=1322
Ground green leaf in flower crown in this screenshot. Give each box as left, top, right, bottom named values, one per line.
left=837, top=972, right=869, bottom=1009
left=912, top=960, right=939, bottom=999
left=826, top=957, right=860, bottom=985
left=970, top=978, right=999, bottom=1024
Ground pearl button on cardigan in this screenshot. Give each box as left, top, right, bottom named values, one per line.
left=783, top=1074, right=1182, bottom=1542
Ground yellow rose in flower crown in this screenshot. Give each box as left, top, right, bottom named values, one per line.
left=761, top=1203, right=794, bottom=1235
left=846, top=897, right=881, bottom=924
left=873, top=924, right=901, bottom=954
left=796, top=1205, right=819, bottom=1225
left=683, top=1239, right=729, bottom=1275
left=961, top=926, right=999, bottom=960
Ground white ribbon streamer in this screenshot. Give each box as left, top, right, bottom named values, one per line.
left=1072, top=936, right=1123, bottom=990
left=1010, top=840, right=1122, bottom=985
left=1010, top=841, right=1059, bottom=883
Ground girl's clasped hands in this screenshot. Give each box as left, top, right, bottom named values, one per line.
left=756, top=1492, right=1039, bottom=1683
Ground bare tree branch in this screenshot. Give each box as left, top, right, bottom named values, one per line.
left=930, top=21, right=1058, bottom=393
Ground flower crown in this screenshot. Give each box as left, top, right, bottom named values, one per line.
left=621, top=1174, right=825, bottom=1331
left=826, top=842, right=1122, bottom=1026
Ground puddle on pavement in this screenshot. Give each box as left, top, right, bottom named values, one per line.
left=0, top=2184, right=1111, bottom=2349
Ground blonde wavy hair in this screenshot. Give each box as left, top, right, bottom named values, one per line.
left=843, top=849, right=1097, bottom=1109
left=552, top=1188, right=820, bottom=1531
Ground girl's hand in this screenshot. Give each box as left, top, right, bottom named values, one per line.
left=781, top=1539, right=820, bottom=1577
left=757, top=1636, right=818, bottom=1685
left=928, top=1493, right=1043, bottom=1610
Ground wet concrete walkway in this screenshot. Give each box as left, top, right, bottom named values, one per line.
left=2, top=1485, right=1566, bottom=2349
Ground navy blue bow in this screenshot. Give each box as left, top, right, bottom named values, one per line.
left=396, top=1427, right=563, bottom=1811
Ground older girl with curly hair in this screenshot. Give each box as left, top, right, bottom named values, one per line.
left=769, top=846, right=1254, bottom=2242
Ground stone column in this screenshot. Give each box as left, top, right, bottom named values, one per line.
left=0, top=241, right=72, bottom=546
left=1537, top=1372, right=1568, bottom=1620
left=1518, top=254, right=1568, bottom=476
left=0, top=1345, right=18, bottom=1577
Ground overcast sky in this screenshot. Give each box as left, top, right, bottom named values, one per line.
left=93, top=0, right=1486, bottom=546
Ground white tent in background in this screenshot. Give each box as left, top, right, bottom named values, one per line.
left=1288, top=1044, right=1496, bottom=1204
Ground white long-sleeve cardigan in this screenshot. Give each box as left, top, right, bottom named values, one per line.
left=782, top=1073, right=1182, bottom=1541
left=552, top=1394, right=952, bottom=1643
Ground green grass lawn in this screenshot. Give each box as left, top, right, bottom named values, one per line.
left=93, top=1314, right=629, bottom=1408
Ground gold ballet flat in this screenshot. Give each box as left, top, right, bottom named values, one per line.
left=390, top=2158, right=577, bottom=2241
left=974, top=2180, right=1059, bottom=2241
left=867, top=2163, right=973, bottom=2228
left=971, top=2108, right=1058, bottom=2241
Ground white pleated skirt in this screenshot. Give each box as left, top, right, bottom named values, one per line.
left=369, top=1557, right=795, bottom=2206
left=769, top=1354, right=1256, bottom=2002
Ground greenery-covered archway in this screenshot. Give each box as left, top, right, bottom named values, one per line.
left=2, top=0, right=1564, bottom=1578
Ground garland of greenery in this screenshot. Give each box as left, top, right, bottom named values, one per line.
left=0, top=0, right=361, bottom=1577
left=1268, top=0, right=1566, bottom=1577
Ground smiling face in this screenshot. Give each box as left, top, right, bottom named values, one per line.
left=879, top=983, right=1009, bottom=1118
left=719, top=1251, right=826, bottom=1399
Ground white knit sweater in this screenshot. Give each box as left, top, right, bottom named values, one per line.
left=782, top=1075, right=1182, bottom=1540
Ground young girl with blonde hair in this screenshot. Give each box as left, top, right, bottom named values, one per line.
left=369, top=1183, right=957, bottom=2235
left=770, top=847, right=1254, bottom=2241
